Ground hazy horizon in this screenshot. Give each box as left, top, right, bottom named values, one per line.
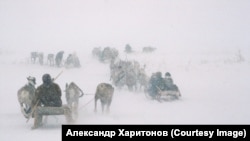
left=1, top=0, right=250, bottom=54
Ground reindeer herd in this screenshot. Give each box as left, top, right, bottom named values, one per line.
left=30, top=51, right=81, bottom=68
left=92, top=46, right=150, bottom=92
left=17, top=46, right=180, bottom=127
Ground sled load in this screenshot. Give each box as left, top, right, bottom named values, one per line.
left=145, top=72, right=181, bottom=102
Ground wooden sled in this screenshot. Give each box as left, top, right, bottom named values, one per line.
left=156, top=90, right=181, bottom=102
left=27, top=105, right=74, bottom=124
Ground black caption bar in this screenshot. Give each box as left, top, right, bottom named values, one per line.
left=62, top=125, right=249, bottom=141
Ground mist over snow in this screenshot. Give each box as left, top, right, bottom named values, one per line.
left=1, top=0, right=250, bottom=141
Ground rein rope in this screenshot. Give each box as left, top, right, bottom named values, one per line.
left=78, top=97, right=95, bottom=110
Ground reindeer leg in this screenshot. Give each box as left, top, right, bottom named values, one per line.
left=101, top=102, right=105, bottom=114
left=106, top=99, right=112, bottom=114
left=106, top=103, right=110, bottom=114
left=94, top=98, right=97, bottom=113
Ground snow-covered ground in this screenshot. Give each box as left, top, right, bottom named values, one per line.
left=1, top=0, right=250, bottom=141
left=0, top=48, right=249, bottom=141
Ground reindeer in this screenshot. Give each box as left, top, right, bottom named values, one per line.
left=94, top=83, right=114, bottom=113
left=17, top=76, right=36, bottom=118
left=100, top=47, right=119, bottom=63
left=125, top=68, right=137, bottom=91
left=65, top=82, right=84, bottom=120
left=47, top=53, right=54, bottom=66
left=137, top=71, right=149, bottom=92
left=92, top=47, right=102, bottom=60
left=30, top=52, right=38, bottom=63
left=37, top=52, right=44, bottom=65
left=55, top=51, right=64, bottom=67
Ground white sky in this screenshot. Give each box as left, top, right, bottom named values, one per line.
left=0, top=0, right=250, bottom=53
